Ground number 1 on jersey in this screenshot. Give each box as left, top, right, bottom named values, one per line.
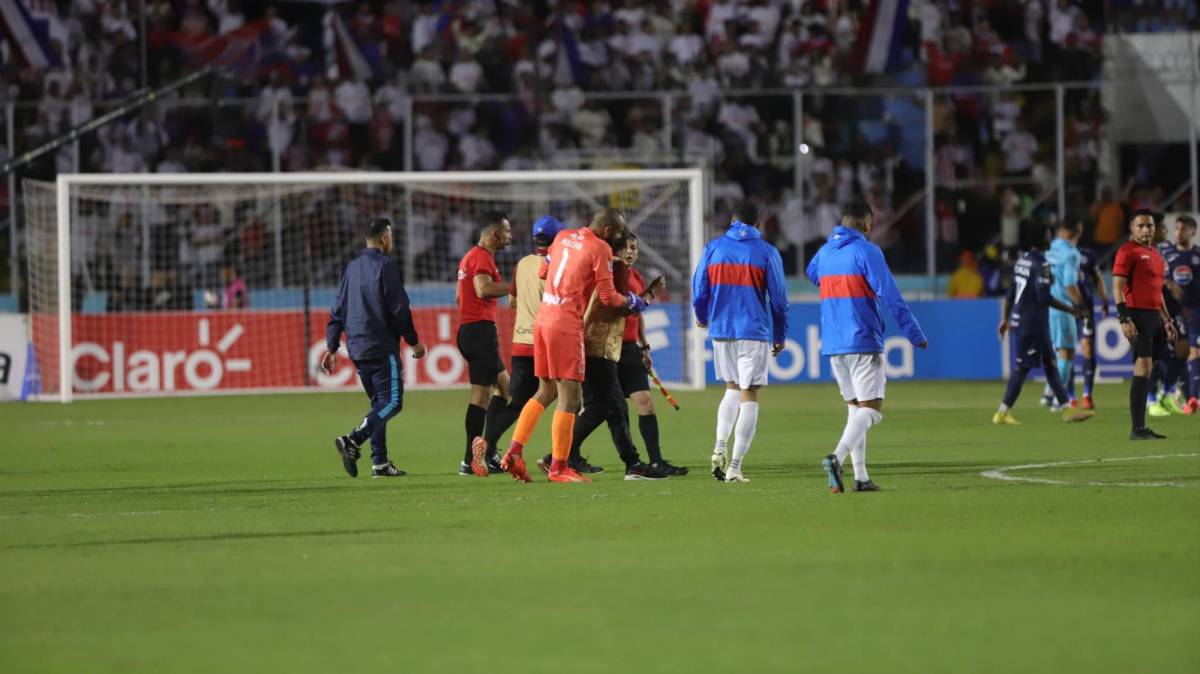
left=551, top=249, right=570, bottom=293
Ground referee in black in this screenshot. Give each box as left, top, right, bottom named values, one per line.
left=322, top=217, right=426, bottom=476
left=1113, top=210, right=1179, bottom=440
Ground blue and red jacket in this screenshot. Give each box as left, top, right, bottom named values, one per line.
left=805, top=226, right=926, bottom=355
left=691, top=221, right=789, bottom=344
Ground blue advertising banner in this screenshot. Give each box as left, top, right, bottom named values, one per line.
left=646, top=299, right=1009, bottom=385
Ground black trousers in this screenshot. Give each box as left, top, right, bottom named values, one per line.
left=571, top=357, right=639, bottom=466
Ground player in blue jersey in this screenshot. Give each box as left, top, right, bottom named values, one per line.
left=994, top=220, right=1093, bottom=425
left=1038, top=219, right=1087, bottom=412
left=1164, top=215, right=1199, bottom=413
left=1074, top=236, right=1109, bottom=410
left=1147, top=217, right=1191, bottom=416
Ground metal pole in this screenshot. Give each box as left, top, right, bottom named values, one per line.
left=792, top=91, right=803, bottom=197
left=7, top=103, right=16, bottom=298
left=139, top=0, right=148, bottom=89
left=661, top=93, right=672, bottom=155
left=403, top=96, right=413, bottom=173
left=1190, top=77, right=1198, bottom=213
left=1055, top=85, right=1065, bottom=220
left=271, top=96, right=284, bottom=289
left=924, top=89, right=936, bottom=281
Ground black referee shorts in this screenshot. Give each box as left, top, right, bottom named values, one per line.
left=617, top=342, right=650, bottom=397
left=1129, top=309, right=1169, bottom=361
left=456, top=321, right=505, bottom=386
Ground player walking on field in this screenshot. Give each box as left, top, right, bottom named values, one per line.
left=692, top=203, right=789, bottom=483
left=1073, top=231, right=1109, bottom=410
left=1039, top=219, right=1087, bottom=411
left=474, top=215, right=564, bottom=466
left=807, top=201, right=927, bottom=493
left=1165, top=215, right=1200, bottom=413
left=993, top=220, right=1091, bottom=428
left=322, top=217, right=426, bottom=478
left=1115, top=211, right=1180, bottom=439
left=499, top=208, right=648, bottom=483
left=456, top=211, right=514, bottom=477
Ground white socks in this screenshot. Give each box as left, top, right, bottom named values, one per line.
left=714, top=389, right=741, bottom=454
left=729, top=402, right=759, bottom=472
left=834, top=407, right=882, bottom=482
left=834, top=406, right=855, bottom=464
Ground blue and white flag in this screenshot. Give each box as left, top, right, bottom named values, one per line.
left=851, top=0, right=909, bottom=75
left=0, top=0, right=62, bottom=69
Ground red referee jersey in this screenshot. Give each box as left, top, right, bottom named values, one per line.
left=1112, top=240, right=1164, bottom=310
left=457, top=246, right=500, bottom=325
left=622, top=268, right=644, bottom=343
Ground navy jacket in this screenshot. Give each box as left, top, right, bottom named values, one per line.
left=326, top=248, right=420, bottom=361
left=806, top=226, right=925, bottom=355
left=691, top=221, right=789, bottom=344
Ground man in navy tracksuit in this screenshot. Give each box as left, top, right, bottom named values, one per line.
left=692, top=203, right=789, bottom=483
left=321, top=217, right=426, bottom=478
left=806, top=201, right=927, bottom=493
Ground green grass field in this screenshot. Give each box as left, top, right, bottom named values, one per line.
left=2, top=382, right=1198, bottom=674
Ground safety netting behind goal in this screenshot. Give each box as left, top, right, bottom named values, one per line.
left=24, top=173, right=702, bottom=400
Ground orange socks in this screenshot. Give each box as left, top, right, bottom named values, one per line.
left=509, top=399, right=545, bottom=455
left=550, top=411, right=576, bottom=472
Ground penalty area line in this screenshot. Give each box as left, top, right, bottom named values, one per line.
left=980, top=453, right=1200, bottom=488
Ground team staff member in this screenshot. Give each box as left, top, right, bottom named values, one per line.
left=322, top=217, right=426, bottom=478
left=456, top=211, right=514, bottom=476
left=615, top=232, right=685, bottom=475
left=1075, top=233, right=1109, bottom=410
left=474, top=215, right=563, bottom=470
left=1114, top=210, right=1179, bottom=440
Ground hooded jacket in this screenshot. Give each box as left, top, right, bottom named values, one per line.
left=691, top=221, right=789, bottom=343
left=805, top=226, right=926, bottom=356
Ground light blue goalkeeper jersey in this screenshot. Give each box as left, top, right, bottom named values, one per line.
left=1046, top=237, right=1080, bottom=306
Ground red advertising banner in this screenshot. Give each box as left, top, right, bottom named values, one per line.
left=52, top=309, right=514, bottom=395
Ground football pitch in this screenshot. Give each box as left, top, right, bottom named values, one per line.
left=2, top=382, right=1198, bottom=674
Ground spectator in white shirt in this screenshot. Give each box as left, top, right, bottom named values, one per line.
left=1002, top=118, right=1038, bottom=176
left=706, top=0, right=739, bottom=41
left=746, top=0, right=781, bottom=44
left=669, top=23, right=704, bottom=66
left=411, top=1, right=441, bottom=55
left=374, top=73, right=408, bottom=123
left=448, top=52, right=484, bottom=93
left=414, top=114, right=448, bottom=170
left=410, top=47, right=446, bottom=92
left=630, top=19, right=662, bottom=62
left=458, top=124, right=496, bottom=169
left=1048, top=0, right=1079, bottom=46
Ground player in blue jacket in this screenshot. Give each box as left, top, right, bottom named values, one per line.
left=692, top=203, right=789, bottom=483
left=805, top=201, right=927, bottom=493
left=321, top=217, right=426, bottom=478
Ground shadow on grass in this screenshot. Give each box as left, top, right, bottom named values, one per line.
left=3, top=525, right=412, bottom=550
left=0, top=477, right=455, bottom=500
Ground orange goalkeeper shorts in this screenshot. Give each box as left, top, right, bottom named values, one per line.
left=533, top=323, right=586, bottom=382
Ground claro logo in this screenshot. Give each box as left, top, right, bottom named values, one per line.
left=72, top=319, right=251, bottom=392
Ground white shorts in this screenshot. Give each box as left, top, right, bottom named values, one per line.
left=712, top=339, right=769, bottom=389
left=831, top=353, right=886, bottom=402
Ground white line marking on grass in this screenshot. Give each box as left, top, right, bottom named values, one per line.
left=980, top=453, right=1200, bottom=488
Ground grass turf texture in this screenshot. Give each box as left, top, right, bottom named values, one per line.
left=1, top=382, right=1198, bottom=674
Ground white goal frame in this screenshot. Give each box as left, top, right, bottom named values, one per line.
left=50, top=169, right=707, bottom=403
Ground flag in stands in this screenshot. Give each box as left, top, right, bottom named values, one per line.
left=323, top=9, right=374, bottom=82
left=0, top=0, right=62, bottom=69
left=172, top=19, right=285, bottom=77
left=851, top=0, right=910, bottom=75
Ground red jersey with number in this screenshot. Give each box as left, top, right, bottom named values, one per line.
left=622, top=268, right=644, bottom=343
left=457, top=246, right=500, bottom=325
left=1112, top=241, right=1164, bottom=310
left=538, top=228, right=618, bottom=335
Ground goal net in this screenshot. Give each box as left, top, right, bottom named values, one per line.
left=24, top=170, right=705, bottom=401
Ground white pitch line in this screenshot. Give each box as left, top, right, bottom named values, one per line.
left=980, top=453, right=1200, bottom=488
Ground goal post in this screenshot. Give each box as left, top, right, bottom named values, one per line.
left=26, top=169, right=707, bottom=402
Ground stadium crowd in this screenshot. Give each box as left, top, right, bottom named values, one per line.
left=2, top=0, right=1198, bottom=299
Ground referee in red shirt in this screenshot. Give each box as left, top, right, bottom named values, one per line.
left=456, top=211, right=513, bottom=474
left=1113, top=210, right=1180, bottom=440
